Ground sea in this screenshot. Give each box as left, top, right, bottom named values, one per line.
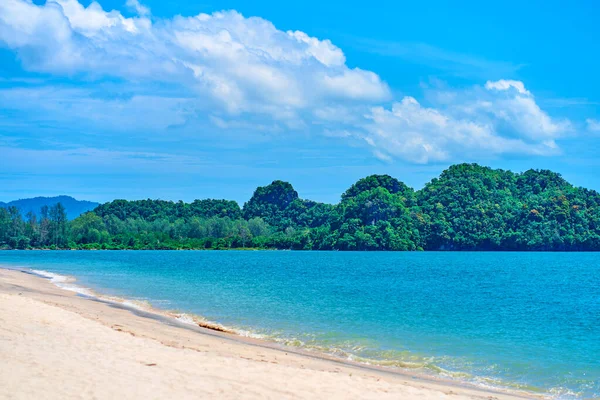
left=1, top=250, right=598, bottom=398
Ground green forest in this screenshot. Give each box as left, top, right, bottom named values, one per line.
left=2, top=163, right=600, bottom=251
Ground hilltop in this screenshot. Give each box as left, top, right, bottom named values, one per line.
left=0, top=196, right=99, bottom=221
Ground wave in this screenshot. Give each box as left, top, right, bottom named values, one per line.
left=30, top=269, right=95, bottom=296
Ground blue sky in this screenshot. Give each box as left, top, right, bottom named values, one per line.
left=0, top=0, right=599, bottom=204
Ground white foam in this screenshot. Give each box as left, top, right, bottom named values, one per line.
left=31, top=269, right=71, bottom=283
left=234, top=328, right=266, bottom=339
left=120, top=299, right=151, bottom=311
left=31, top=269, right=94, bottom=296
left=175, top=313, right=197, bottom=326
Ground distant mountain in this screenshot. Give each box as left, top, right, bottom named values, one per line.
left=0, top=196, right=99, bottom=220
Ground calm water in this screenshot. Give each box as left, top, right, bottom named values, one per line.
left=1, top=251, right=598, bottom=398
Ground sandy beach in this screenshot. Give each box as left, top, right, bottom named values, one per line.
left=0, top=268, right=535, bottom=400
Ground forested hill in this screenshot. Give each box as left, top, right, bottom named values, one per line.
left=2, top=164, right=600, bottom=250
left=0, top=196, right=98, bottom=220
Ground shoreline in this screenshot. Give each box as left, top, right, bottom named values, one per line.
left=0, top=267, right=539, bottom=399
left=4, top=248, right=600, bottom=252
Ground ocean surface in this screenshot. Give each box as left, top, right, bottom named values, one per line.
left=1, top=251, right=598, bottom=398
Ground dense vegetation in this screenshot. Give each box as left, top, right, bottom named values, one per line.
left=2, top=164, right=600, bottom=251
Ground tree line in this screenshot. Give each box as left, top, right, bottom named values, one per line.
left=2, top=163, right=600, bottom=251
left=0, top=203, right=69, bottom=249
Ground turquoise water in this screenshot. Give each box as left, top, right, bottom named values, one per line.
left=1, top=251, right=598, bottom=398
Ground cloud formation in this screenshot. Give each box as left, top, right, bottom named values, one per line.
left=0, top=0, right=577, bottom=164
left=0, top=0, right=389, bottom=118
left=125, top=0, right=150, bottom=16
left=484, top=80, right=531, bottom=95
left=354, top=80, right=570, bottom=163
left=587, top=119, right=600, bottom=132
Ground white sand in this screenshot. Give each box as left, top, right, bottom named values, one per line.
left=0, top=269, right=534, bottom=400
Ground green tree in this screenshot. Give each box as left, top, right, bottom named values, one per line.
left=70, top=212, right=108, bottom=244
left=49, top=203, right=69, bottom=247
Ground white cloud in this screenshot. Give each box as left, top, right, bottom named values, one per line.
left=321, top=69, right=391, bottom=101
left=587, top=119, right=600, bottom=132
left=478, top=80, right=571, bottom=140
left=125, top=0, right=150, bottom=17
left=0, top=0, right=577, bottom=165
left=55, top=0, right=140, bottom=34
left=0, top=0, right=389, bottom=120
left=431, top=79, right=571, bottom=140
left=360, top=95, right=559, bottom=164
left=485, top=79, right=531, bottom=95
left=347, top=80, right=569, bottom=163
left=287, top=30, right=346, bottom=67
